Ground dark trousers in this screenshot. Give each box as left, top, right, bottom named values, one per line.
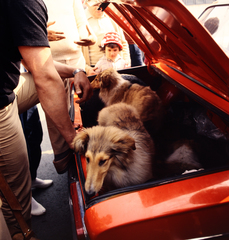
left=129, top=44, right=144, bottom=67
left=20, top=105, right=43, bottom=180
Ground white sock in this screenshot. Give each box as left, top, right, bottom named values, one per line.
left=31, top=197, right=46, bottom=216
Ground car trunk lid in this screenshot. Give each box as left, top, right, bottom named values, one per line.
left=97, top=0, right=229, bottom=108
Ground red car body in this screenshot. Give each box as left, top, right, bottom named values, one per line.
left=68, top=1, right=229, bottom=239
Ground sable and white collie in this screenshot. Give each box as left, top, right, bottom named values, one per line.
left=91, top=68, right=164, bottom=133
left=73, top=103, right=155, bottom=195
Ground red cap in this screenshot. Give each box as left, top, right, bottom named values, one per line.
left=101, top=32, right=123, bottom=50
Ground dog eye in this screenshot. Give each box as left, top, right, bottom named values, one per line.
left=86, top=157, right=90, bottom=163
left=99, top=160, right=106, bottom=166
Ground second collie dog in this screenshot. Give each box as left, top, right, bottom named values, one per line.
left=73, top=103, right=155, bottom=195
left=91, top=68, right=164, bottom=132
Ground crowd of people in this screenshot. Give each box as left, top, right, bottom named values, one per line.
left=0, top=0, right=144, bottom=239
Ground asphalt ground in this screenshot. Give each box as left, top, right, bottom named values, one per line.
left=31, top=104, right=73, bottom=240
left=30, top=4, right=210, bottom=240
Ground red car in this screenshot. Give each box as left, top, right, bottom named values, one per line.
left=68, top=1, right=229, bottom=239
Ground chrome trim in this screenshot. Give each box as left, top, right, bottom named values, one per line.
left=75, top=181, right=89, bottom=239
left=187, top=232, right=229, bottom=239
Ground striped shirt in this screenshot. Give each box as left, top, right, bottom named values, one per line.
left=94, top=54, right=128, bottom=73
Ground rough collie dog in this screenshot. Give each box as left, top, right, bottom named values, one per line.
left=73, top=103, right=154, bottom=195
left=91, top=68, right=164, bottom=133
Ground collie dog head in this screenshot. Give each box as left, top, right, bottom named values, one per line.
left=91, top=68, right=124, bottom=90
left=91, top=68, right=165, bottom=133
left=73, top=126, right=136, bottom=195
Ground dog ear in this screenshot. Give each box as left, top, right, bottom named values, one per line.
left=111, top=133, right=136, bottom=154
left=99, top=69, right=115, bottom=88
left=91, top=74, right=102, bottom=89
left=100, top=75, right=109, bottom=88
left=72, top=130, right=89, bottom=154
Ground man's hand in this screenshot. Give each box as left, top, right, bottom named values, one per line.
left=74, top=26, right=96, bottom=46
left=52, top=61, right=93, bottom=104
left=73, top=72, right=93, bottom=104
left=47, top=21, right=65, bottom=41
left=74, top=38, right=95, bottom=46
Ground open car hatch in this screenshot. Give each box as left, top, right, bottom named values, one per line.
left=96, top=0, right=229, bottom=116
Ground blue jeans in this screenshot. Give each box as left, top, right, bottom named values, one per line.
left=129, top=44, right=144, bottom=67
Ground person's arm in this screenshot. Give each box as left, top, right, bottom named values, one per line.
left=19, top=46, right=76, bottom=149
left=73, top=0, right=97, bottom=46
left=47, top=21, right=66, bottom=41
left=85, top=64, right=98, bottom=76
left=53, top=61, right=93, bottom=103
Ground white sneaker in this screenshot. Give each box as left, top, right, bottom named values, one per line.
left=31, top=197, right=46, bottom=216
left=32, top=178, right=53, bottom=189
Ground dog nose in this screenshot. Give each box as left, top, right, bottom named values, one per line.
left=86, top=190, right=96, bottom=198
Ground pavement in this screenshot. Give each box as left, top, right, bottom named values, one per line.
left=30, top=3, right=212, bottom=240
left=31, top=104, right=73, bottom=240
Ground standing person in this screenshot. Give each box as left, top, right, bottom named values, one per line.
left=94, top=32, right=128, bottom=73
left=0, top=0, right=92, bottom=239
left=20, top=105, right=53, bottom=216
left=124, top=32, right=144, bottom=67
left=20, top=65, right=53, bottom=217
left=43, top=0, right=96, bottom=174
left=43, top=0, right=96, bottom=70
left=82, top=0, right=131, bottom=76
